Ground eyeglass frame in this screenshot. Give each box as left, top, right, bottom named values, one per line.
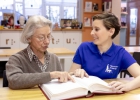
left=32, top=34, right=53, bottom=42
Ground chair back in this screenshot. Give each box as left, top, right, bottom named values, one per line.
left=0, top=47, right=11, bottom=77
left=120, top=70, right=132, bottom=78
left=133, top=52, right=140, bottom=65
left=3, top=70, right=8, bottom=87
left=120, top=52, right=140, bottom=78
left=0, top=47, right=11, bottom=49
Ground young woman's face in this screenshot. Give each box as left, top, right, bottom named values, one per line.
left=91, top=19, right=113, bottom=45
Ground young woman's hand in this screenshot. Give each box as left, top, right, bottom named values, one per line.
left=73, top=69, right=89, bottom=78
left=50, top=71, right=75, bottom=83
left=109, top=81, right=131, bottom=92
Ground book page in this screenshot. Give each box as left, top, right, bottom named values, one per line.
left=74, top=76, right=112, bottom=93
left=41, top=79, right=88, bottom=95
left=74, top=76, right=121, bottom=93
left=74, top=76, right=109, bottom=88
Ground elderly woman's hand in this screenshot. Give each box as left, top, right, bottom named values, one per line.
left=50, top=71, right=75, bottom=82
left=109, top=81, right=131, bottom=92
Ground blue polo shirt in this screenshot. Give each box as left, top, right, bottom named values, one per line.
left=73, top=42, right=136, bottom=79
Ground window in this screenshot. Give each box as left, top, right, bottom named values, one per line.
left=130, top=8, right=137, bottom=36
left=0, top=0, right=78, bottom=25
left=25, top=0, right=42, bottom=18
left=45, top=0, right=77, bottom=24
left=25, top=0, right=42, bottom=8
left=0, top=0, right=14, bottom=23
left=0, top=0, right=13, bottom=10
left=15, top=0, right=23, bottom=2
left=64, top=6, right=76, bottom=19
left=15, top=3, right=23, bottom=14
left=46, top=0, right=62, bottom=3
left=46, top=6, right=60, bottom=24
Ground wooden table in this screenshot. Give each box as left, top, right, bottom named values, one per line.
left=124, top=46, right=140, bottom=54
left=1, top=78, right=140, bottom=100
left=0, top=48, right=75, bottom=70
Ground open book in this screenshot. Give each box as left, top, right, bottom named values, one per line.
left=40, top=76, right=123, bottom=100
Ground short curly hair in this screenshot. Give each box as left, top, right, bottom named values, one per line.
left=92, top=13, right=121, bottom=39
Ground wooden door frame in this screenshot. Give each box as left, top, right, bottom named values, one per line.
left=126, top=0, right=140, bottom=46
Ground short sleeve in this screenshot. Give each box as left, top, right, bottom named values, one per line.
left=73, top=44, right=83, bottom=65
left=121, top=50, right=136, bottom=70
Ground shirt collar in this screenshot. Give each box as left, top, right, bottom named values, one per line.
left=103, top=43, right=116, bottom=56
left=27, top=45, right=34, bottom=62
left=90, top=42, right=99, bottom=54
left=27, top=45, right=49, bottom=62
left=91, top=42, right=116, bottom=56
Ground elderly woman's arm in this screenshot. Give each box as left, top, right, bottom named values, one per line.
left=6, top=54, right=73, bottom=89
left=6, top=55, right=52, bottom=89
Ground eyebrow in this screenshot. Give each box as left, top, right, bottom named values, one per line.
left=93, top=26, right=100, bottom=28
left=39, top=33, right=51, bottom=35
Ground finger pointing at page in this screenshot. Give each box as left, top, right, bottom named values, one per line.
left=68, top=74, right=75, bottom=82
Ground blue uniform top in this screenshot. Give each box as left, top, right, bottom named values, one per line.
left=73, top=42, right=136, bottom=79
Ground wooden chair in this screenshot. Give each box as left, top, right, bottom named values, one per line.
left=120, top=52, right=140, bottom=78
left=133, top=52, right=140, bottom=65
left=0, top=47, right=11, bottom=87
left=0, top=47, right=11, bottom=77
left=0, top=47, right=11, bottom=49
left=3, top=70, right=8, bottom=87
left=120, top=70, right=132, bottom=78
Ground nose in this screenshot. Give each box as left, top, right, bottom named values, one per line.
left=90, top=30, right=95, bottom=35
left=43, top=38, right=50, bottom=44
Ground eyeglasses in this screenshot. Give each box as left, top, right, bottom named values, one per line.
left=32, top=34, right=53, bottom=42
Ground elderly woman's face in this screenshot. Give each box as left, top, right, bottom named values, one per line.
left=30, top=26, right=51, bottom=53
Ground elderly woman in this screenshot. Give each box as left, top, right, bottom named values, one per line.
left=6, top=15, right=74, bottom=89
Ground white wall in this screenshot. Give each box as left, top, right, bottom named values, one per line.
left=112, top=0, right=121, bottom=45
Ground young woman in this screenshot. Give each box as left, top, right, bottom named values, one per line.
left=69, top=13, right=140, bottom=92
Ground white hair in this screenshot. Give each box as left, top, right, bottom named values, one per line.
left=20, top=15, right=52, bottom=44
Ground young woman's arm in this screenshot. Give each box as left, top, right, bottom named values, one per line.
left=109, top=63, right=140, bottom=92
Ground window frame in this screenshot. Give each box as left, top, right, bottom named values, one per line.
left=0, top=0, right=77, bottom=25
left=45, top=1, right=77, bottom=23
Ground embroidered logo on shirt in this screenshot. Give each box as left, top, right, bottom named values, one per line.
left=105, top=64, right=112, bottom=73
left=105, top=64, right=118, bottom=73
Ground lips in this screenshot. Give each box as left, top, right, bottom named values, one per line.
left=42, top=46, right=48, bottom=49
left=93, top=37, right=98, bottom=41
